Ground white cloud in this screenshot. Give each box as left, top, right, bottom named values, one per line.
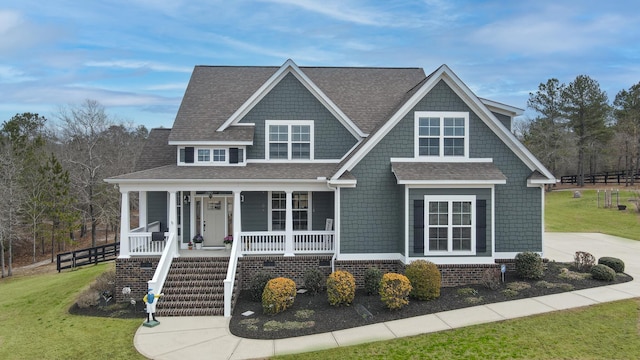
left=469, top=6, right=632, bottom=55
left=0, top=65, right=35, bottom=83
left=0, top=10, right=61, bottom=54
left=84, top=60, right=192, bottom=73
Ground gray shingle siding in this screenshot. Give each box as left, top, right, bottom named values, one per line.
left=311, top=192, right=334, bottom=231
left=239, top=73, right=358, bottom=160
left=241, top=191, right=268, bottom=231
left=147, top=192, right=167, bottom=231
left=492, top=112, right=512, bottom=131
left=340, top=80, right=541, bottom=254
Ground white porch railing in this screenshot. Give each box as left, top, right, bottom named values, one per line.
left=293, top=231, right=335, bottom=253
left=239, top=231, right=334, bottom=255
left=147, top=232, right=176, bottom=294
left=129, top=232, right=167, bottom=255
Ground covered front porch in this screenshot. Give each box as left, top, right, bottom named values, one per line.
left=117, top=185, right=338, bottom=316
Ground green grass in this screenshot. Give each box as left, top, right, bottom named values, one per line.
left=0, top=263, right=144, bottom=360
left=274, top=299, right=640, bottom=360
left=545, top=190, right=640, bottom=240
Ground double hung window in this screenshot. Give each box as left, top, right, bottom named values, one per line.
left=270, top=191, right=310, bottom=230
left=266, top=121, right=314, bottom=160
left=425, top=195, right=475, bottom=254
left=416, top=112, right=468, bottom=158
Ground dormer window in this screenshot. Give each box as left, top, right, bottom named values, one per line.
left=415, top=112, right=469, bottom=158
left=179, top=147, right=244, bottom=165
left=266, top=120, right=314, bottom=160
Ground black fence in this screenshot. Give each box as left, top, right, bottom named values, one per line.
left=57, top=242, right=120, bottom=272
left=560, top=171, right=640, bottom=185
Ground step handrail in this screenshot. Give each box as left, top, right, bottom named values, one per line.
left=223, top=231, right=241, bottom=317
left=147, top=232, right=176, bottom=294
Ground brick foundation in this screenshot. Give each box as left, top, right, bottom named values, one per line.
left=115, top=257, right=159, bottom=302
left=239, top=256, right=333, bottom=289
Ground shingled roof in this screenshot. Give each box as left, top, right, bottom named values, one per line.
left=168, top=65, right=426, bottom=142
left=133, top=128, right=175, bottom=172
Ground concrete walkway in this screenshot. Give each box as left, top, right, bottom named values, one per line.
left=134, top=233, right=640, bottom=360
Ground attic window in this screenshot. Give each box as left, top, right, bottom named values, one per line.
left=415, top=112, right=469, bottom=159
left=266, top=120, right=314, bottom=160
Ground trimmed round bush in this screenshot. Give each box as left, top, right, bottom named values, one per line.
left=326, top=270, right=356, bottom=306
left=590, top=264, right=616, bottom=281
left=249, top=271, right=274, bottom=302
left=262, top=277, right=296, bottom=315
left=303, top=268, right=325, bottom=295
left=405, top=260, right=441, bottom=300
left=364, top=267, right=383, bottom=295
left=515, top=252, right=544, bottom=280
left=379, top=273, right=412, bottom=310
left=598, top=257, right=625, bottom=273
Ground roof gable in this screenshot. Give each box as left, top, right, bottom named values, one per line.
left=333, top=65, right=555, bottom=183
left=218, top=59, right=365, bottom=139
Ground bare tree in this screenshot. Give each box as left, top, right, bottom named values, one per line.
left=56, top=100, right=114, bottom=247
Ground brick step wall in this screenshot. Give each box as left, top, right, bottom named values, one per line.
left=156, top=257, right=235, bottom=316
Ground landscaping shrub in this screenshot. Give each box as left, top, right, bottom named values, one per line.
left=326, top=270, right=355, bottom=306
left=91, top=270, right=116, bottom=294
left=515, top=252, right=544, bottom=280
left=590, top=264, right=616, bottom=281
left=574, top=251, right=596, bottom=272
left=250, top=271, right=274, bottom=302
left=262, top=277, right=296, bottom=315
left=364, top=267, right=383, bottom=295
left=303, top=268, right=325, bottom=295
left=598, top=257, right=625, bottom=273
left=76, top=289, right=100, bottom=308
left=404, top=260, right=441, bottom=300
left=379, top=273, right=412, bottom=310
left=481, top=268, right=501, bottom=290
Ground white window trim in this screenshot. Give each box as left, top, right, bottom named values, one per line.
left=415, top=111, right=469, bottom=159
left=268, top=191, right=312, bottom=231
left=424, top=195, right=476, bottom=255
left=212, top=148, right=226, bottom=163
left=265, top=120, right=315, bottom=160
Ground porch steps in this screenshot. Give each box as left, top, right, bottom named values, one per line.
left=156, top=257, right=236, bottom=316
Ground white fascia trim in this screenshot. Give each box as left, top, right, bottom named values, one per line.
left=405, top=184, right=495, bottom=189
left=115, top=182, right=332, bottom=193
left=440, top=73, right=555, bottom=182
left=398, top=179, right=506, bottom=185
left=336, top=253, right=404, bottom=261
left=327, top=179, right=357, bottom=187
left=217, top=59, right=365, bottom=139
left=527, top=178, right=556, bottom=187
left=390, top=157, right=493, bottom=163
left=405, top=257, right=496, bottom=265
left=479, top=98, right=524, bottom=116
left=169, top=141, right=253, bottom=146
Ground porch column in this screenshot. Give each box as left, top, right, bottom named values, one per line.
left=168, top=190, right=178, bottom=257
left=233, top=191, right=242, bottom=255
left=284, top=190, right=294, bottom=256
left=118, top=191, right=130, bottom=258
left=138, top=191, right=147, bottom=230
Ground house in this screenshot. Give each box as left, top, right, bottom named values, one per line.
left=105, top=59, right=555, bottom=317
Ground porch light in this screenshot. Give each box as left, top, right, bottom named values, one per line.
left=183, top=194, right=190, bottom=204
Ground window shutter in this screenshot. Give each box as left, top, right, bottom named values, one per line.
left=413, top=200, right=424, bottom=254
left=229, top=148, right=239, bottom=164
left=476, top=200, right=487, bottom=253
left=184, top=147, right=194, bottom=163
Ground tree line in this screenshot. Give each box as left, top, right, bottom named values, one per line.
left=0, top=100, right=148, bottom=277
left=521, top=76, right=640, bottom=187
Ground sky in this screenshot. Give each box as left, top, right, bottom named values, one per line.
left=1, top=0, right=639, bottom=129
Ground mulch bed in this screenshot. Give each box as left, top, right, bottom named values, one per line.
left=229, top=262, right=633, bottom=339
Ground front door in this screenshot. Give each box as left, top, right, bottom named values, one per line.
left=203, top=197, right=226, bottom=246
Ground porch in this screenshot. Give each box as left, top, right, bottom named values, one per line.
left=124, top=230, right=335, bottom=257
